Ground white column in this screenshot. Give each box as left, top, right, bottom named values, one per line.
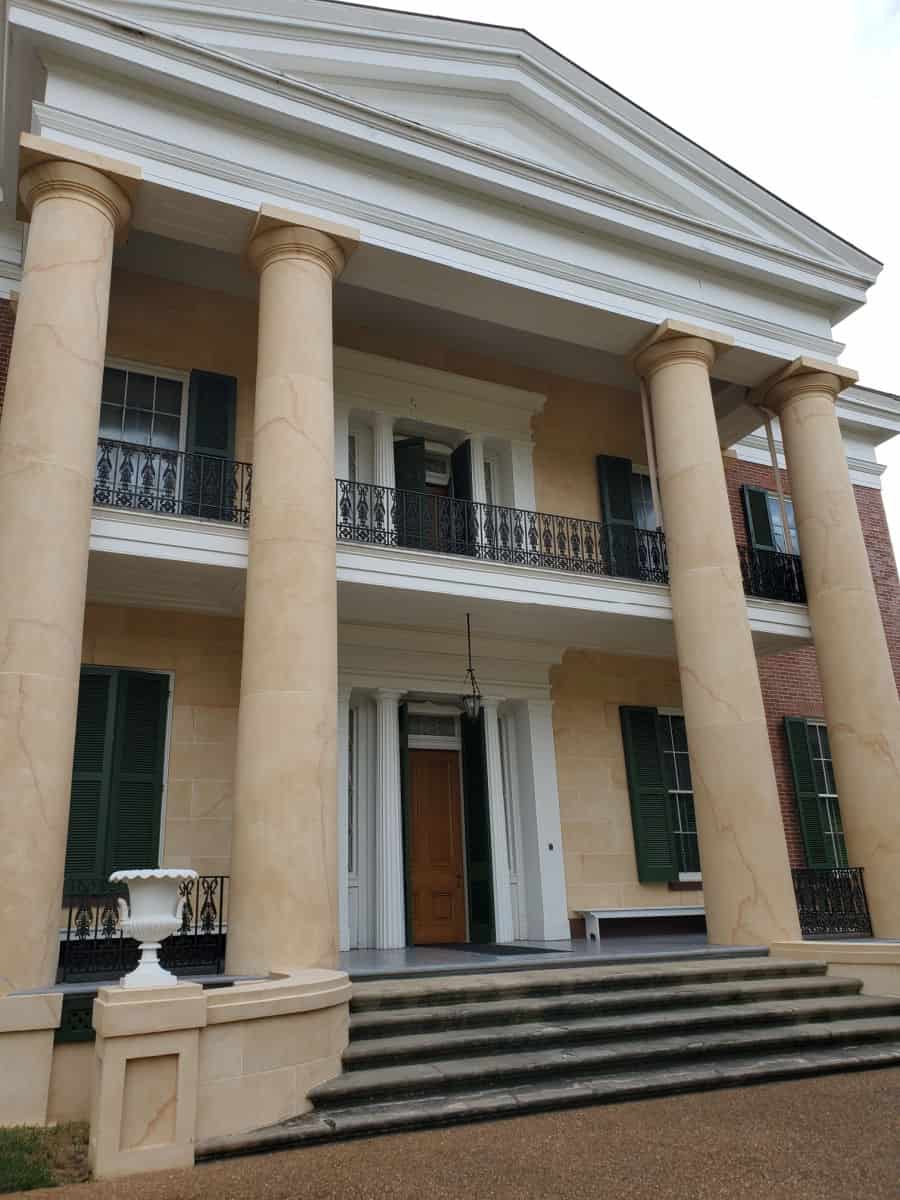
left=373, top=413, right=395, bottom=489
left=482, top=698, right=514, bottom=943
left=512, top=698, right=570, bottom=942
left=467, top=434, right=488, bottom=505
left=375, top=688, right=406, bottom=949
left=337, top=684, right=352, bottom=953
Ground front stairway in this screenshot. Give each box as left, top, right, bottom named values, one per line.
left=198, top=957, right=900, bottom=1159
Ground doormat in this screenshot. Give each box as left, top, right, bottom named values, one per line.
left=423, top=943, right=561, bottom=956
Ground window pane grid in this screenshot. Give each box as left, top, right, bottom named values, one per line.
left=660, top=714, right=700, bottom=874
left=765, top=493, right=799, bottom=553
left=102, top=367, right=183, bottom=451
left=808, top=720, right=847, bottom=867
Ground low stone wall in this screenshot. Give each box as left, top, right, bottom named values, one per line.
left=0, top=968, right=350, bottom=1181
left=770, top=941, right=900, bottom=998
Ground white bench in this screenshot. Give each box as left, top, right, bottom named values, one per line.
left=579, top=906, right=705, bottom=942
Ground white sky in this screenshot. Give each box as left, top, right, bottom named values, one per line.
left=356, top=0, right=900, bottom=545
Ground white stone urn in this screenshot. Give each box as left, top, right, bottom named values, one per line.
left=110, top=868, right=198, bottom=989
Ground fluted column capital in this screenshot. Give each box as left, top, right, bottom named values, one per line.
left=246, top=203, right=359, bottom=279
left=632, top=318, right=733, bottom=381
left=753, top=356, right=859, bottom=413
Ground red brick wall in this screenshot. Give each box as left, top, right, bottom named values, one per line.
left=724, top=454, right=900, bottom=866
left=0, top=299, right=13, bottom=424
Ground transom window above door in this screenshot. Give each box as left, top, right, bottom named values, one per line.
left=100, top=365, right=187, bottom=451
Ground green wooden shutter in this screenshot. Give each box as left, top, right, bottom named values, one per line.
left=742, top=485, right=776, bottom=551
left=105, top=672, right=168, bottom=874
left=185, top=371, right=237, bottom=519
left=65, top=669, right=117, bottom=888
left=620, top=706, right=678, bottom=882
left=394, top=438, right=427, bottom=549
left=784, top=717, right=830, bottom=869
left=597, top=456, right=638, bottom=578
left=187, top=371, right=237, bottom=459
left=461, top=711, right=495, bottom=943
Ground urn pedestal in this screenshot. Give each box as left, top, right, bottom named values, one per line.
left=110, top=868, right=198, bottom=988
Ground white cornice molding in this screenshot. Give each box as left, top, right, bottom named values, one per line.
left=734, top=435, right=886, bottom=490
left=9, top=0, right=877, bottom=316
left=62, top=0, right=880, bottom=281
left=31, top=104, right=846, bottom=364
left=335, top=346, right=544, bottom=441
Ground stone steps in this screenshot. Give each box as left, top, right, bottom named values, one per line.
left=349, top=957, right=826, bottom=1015
left=343, top=993, right=900, bottom=1070
left=350, top=973, right=861, bottom=1041
left=196, top=956, right=900, bottom=1162
left=317, top=1015, right=900, bottom=1106
left=198, top=1041, right=900, bottom=1160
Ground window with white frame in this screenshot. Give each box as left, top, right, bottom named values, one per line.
left=100, top=365, right=186, bottom=451
left=630, top=469, right=658, bottom=532
left=808, top=721, right=846, bottom=867
left=658, top=713, right=699, bottom=876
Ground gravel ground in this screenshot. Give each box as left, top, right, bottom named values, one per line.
left=20, top=1069, right=900, bottom=1200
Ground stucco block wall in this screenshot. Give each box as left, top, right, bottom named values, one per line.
left=81, top=603, right=243, bottom=878
left=725, top=456, right=900, bottom=867
left=106, top=269, right=258, bottom=463
left=550, top=648, right=703, bottom=913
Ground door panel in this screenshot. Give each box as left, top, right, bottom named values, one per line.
left=410, top=749, right=467, bottom=944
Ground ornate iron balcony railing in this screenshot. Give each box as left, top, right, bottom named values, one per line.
left=336, top=479, right=669, bottom=583
left=739, top=544, right=806, bottom=604
left=57, top=875, right=228, bottom=982
left=792, top=867, right=872, bottom=938
left=94, top=438, right=252, bottom=525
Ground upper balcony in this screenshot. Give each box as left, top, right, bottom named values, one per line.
left=89, top=436, right=807, bottom=617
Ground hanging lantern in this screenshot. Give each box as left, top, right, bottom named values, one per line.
left=462, top=612, right=481, bottom=720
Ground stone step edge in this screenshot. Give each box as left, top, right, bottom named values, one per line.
left=350, top=976, right=861, bottom=1038
left=350, top=959, right=826, bottom=1013
left=315, top=1017, right=900, bottom=1105
left=344, top=995, right=900, bottom=1069
left=197, top=1042, right=900, bottom=1163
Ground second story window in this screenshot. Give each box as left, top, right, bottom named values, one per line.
left=630, top=469, right=657, bottom=532
left=742, top=484, right=798, bottom=555
left=101, top=366, right=186, bottom=451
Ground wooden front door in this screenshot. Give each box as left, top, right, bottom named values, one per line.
left=410, top=748, right=467, bottom=944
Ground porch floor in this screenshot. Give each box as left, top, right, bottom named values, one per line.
left=338, top=934, right=765, bottom=980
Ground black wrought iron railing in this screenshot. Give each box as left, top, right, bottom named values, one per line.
left=336, top=479, right=669, bottom=583
left=792, top=867, right=872, bottom=938
left=94, top=439, right=252, bottom=525
left=57, top=875, right=228, bottom=982
left=739, top=544, right=806, bottom=604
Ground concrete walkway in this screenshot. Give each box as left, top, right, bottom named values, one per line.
left=22, top=1069, right=900, bottom=1200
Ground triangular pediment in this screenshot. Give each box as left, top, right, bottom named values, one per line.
left=53, top=0, right=879, bottom=279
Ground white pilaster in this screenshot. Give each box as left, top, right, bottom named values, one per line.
left=482, top=698, right=514, bottom=943
left=510, top=440, right=537, bottom=512
left=375, top=688, right=406, bottom=949
left=334, top=404, right=350, bottom=481
left=511, top=698, right=570, bottom=941
left=337, top=684, right=353, bottom=952
left=467, top=433, right=488, bottom=505
left=373, top=413, right=396, bottom=489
